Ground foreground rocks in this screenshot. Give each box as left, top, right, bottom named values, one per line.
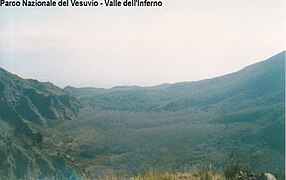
left=238, top=171, right=277, bottom=180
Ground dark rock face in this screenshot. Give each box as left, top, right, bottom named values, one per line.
left=0, top=67, right=82, bottom=179
left=0, top=67, right=80, bottom=131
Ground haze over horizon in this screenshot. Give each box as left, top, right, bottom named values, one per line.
left=0, top=0, right=285, bottom=88
left=0, top=51, right=285, bottom=89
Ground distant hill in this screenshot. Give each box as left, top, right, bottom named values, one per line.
left=62, top=51, right=285, bottom=177
left=0, top=68, right=82, bottom=179
left=162, top=51, right=285, bottom=109
left=65, top=51, right=284, bottom=112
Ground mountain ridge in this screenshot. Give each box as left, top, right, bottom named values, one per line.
left=64, top=50, right=285, bottom=91
left=64, top=51, right=284, bottom=113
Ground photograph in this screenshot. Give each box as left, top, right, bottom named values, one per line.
left=0, top=0, right=285, bottom=179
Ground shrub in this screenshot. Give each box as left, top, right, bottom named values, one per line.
left=223, top=161, right=241, bottom=180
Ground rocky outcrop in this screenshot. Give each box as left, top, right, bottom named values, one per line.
left=238, top=171, right=277, bottom=180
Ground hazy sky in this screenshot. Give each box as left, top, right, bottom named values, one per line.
left=0, top=0, right=285, bottom=88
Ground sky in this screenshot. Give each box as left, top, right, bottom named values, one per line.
left=0, top=0, right=285, bottom=88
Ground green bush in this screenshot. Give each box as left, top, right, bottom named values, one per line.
left=223, top=161, right=241, bottom=180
